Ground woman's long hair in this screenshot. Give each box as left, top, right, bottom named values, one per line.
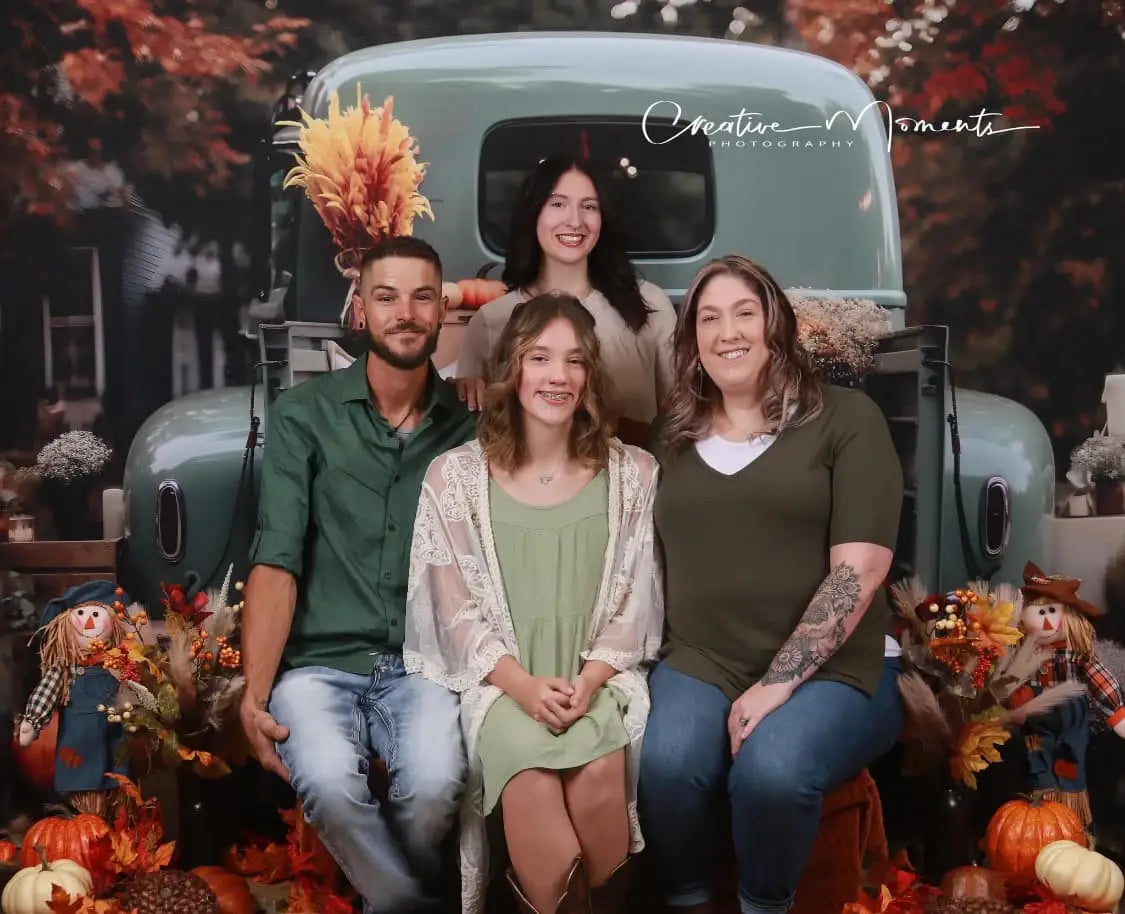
left=478, top=292, right=618, bottom=471
left=660, top=255, right=823, bottom=455
left=501, top=154, right=652, bottom=333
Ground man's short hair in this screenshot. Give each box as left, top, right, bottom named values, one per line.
left=358, top=236, right=443, bottom=282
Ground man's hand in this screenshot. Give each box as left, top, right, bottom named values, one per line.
left=15, top=720, right=35, bottom=747
left=513, top=676, right=575, bottom=732
left=240, top=695, right=291, bottom=782
left=728, top=680, right=794, bottom=756
left=451, top=377, right=486, bottom=411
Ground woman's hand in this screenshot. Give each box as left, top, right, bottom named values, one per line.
left=450, top=376, right=485, bottom=411
left=727, top=681, right=794, bottom=755
left=514, top=676, right=575, bottom=731
left=555, top=674, right=595, bottom=728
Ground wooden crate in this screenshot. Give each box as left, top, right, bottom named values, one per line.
left=0, top=538, right=120, bottom=599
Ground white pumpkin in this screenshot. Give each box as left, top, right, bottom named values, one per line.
left=1035, top=839, right=1124, bottom=912
left=0, top=851, right=93, bottom=914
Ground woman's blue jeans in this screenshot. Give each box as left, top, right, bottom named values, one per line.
left=638, top=657, right=903, bottom=914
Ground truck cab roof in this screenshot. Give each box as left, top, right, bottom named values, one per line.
left=278, top=31, right=905, bottom=325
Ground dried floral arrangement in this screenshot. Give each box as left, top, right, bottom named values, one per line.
left=1066, top=430, right=1125, bottom=489
left=280, top=85, right=433, bottom=324
left=35, top=431, right=113, bottom=487
left=787, top=293, right=894, bottom=379
left=0, top=459, right=41, bottom=513
left=101, top=568, right=247, bottom=778
left=889, top=579, right=1085, bottom=789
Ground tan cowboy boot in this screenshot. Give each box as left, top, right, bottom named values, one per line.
left=589, top=855, right=635, bottom=914
left=507, top=856, right=590, bottom=913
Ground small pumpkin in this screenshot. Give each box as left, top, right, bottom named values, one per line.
left=11, top=713, right=57, bottom=793
left=0, top=838, right=16, bottom=866
left=18, top=809, right=111, bottom=895
left=1, top=846, right=92, bottom=914
left=456, top=278, right=507, bottom=309
left=982, top=795, right=1086, bottom=884
left=940, top=864, right=1007, bottom=900
left=1035, top=840, right=1124, bottom=912
left=189, top=867, right=256, bottom=914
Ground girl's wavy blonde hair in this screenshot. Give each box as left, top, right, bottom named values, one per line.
left=660, top=255, right=823, bottom=455
left=478, top=291, right=618, bottom=471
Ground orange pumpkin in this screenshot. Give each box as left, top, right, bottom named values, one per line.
left=456, top=278, right=507, bottom=308
left=940, top=864, right=1007, bottom=900
left=19, top=809, right=112, bottom=894
left=0, top=837, right=16, bottom=864
left=191, top=866, right=257, bottom=914
left=12, top=711, right=58, bottom=792
left=983, top=796, right=1087, bottom=885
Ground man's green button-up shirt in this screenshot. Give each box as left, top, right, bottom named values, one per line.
left=249, top=355, right=477, bottom=675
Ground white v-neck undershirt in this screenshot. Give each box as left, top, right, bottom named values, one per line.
left=692, top=433, right=901, bottom=657
left=694, top=433, right=777, bottom=475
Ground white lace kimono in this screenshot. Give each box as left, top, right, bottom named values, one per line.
left=404, top=438, right=665, bottom=914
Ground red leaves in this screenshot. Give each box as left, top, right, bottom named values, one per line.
left=223, top=841, right=292, bottom=883
left=102, top=772, right=176, bottom=878
left=46, top=885, right=86, bottom=914
left=2, top=0, right=309, bottom=226
left=60, top=49, right=126, bottom=111
left=45, top=885, right=126, bottom=913
left=161, top=583, right=213, bottom=627
left=846, top=854, right=941, bottom=914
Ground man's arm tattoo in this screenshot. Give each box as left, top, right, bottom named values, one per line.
left=760, top=562, right=862, bottom=686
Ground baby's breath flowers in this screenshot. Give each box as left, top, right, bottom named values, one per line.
left=1067, top=431, right=1125, bottom=489
left=789, top=293, right=893, bottom=379
left=35, top=430, right=112, bottom=485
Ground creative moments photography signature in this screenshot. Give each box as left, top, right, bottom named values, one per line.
left=642, top=99, right=1041, bottom=151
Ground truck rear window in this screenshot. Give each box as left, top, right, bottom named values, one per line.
left=478, top=116, right=714, bottom=258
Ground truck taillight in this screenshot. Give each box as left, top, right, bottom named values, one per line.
left=156, top=480, right=185, bottom=563
left=980, top=477, right=1010, bottom=558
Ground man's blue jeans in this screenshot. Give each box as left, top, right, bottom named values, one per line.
left=269, top=654, right=465, bottom=914
left=638, top=657, right=903, bottom=914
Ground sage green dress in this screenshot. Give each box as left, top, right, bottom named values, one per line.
left=477, top=470, right=631, bottom=815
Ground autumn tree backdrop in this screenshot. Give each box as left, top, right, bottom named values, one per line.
left=1, top=0, right=1122, bottom=472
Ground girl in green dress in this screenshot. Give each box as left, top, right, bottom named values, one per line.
left=405, top=292, right=664, bottom=914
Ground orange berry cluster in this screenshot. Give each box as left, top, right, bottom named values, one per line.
left=217, top=638, right=242, bottom=670
left=190, top=630, right=241, bottom=672
left=112, top=588, right=149, bottom=628
left=101, top=646, right=130, bottom=671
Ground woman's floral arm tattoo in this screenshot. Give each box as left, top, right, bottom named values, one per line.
left=760, top=562, right=863, bottom=686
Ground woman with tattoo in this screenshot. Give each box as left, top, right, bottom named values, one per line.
left=636, top=256, right=905, bottom=914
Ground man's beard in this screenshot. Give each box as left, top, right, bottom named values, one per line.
left=367, top=322, right=440, bottom=370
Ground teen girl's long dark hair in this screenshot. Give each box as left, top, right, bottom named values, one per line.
left=501, top=154, right=652, bottom=333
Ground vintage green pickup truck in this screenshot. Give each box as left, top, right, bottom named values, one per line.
left=118, top=31, right=1055, bottom=609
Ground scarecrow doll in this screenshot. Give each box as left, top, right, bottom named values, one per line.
left=14, top=581, right=133, bottom=813
left=1010, top=561, right=1125, bottom=824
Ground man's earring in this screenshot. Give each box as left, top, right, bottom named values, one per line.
left=357, top=315, right=366, bottom=330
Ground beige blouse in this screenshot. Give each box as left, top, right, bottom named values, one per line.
left=456, top=280, right=677, bottom=423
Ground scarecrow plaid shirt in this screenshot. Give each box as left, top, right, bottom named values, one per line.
left=1013, top=644, right=1125, bottom=731
left=20, top=664, right=67, bottom=733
